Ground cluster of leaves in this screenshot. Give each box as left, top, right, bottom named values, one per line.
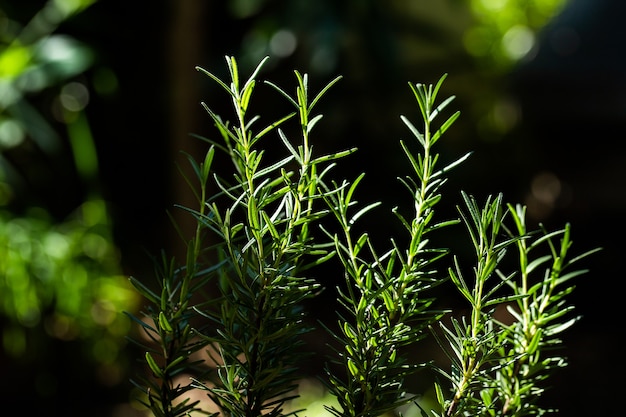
left=431, top=193, right=598, bottom=417
left=128, top=56, right=595, bottom=417
left=318, top=76, right=468, bottom=417
left=189, top=58, right=354, bottom=417
left=128, top=56, right=351, bottom=417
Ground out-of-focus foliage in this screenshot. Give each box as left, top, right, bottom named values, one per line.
left=0, top=0, right=95, bottom=158
left=0, top=0, right=139, bottom=371
left=465, top=0, right=569, bottom=67
left=227, top=0, right=569, bottom=74
left=0, top=200, right=138, bottom=362
left=217, top=0, right=569, bottom=151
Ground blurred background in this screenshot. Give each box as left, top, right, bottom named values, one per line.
left=0, top=0, right=622, bottom=416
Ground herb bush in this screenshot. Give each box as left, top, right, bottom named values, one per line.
left=127, top=56, right=597, bottom=417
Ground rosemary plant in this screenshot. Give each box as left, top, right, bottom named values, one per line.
left=125, top=145, right=220, bottom=417
left=129, top=56, right=351, bottom=417
left=432, top=192, right=523, bottom=417
left=188, top=57, right=351, bottom=417
left=319, top=75, right=468, bottom=417
left=127, top=56, right=595, bottom=417
left=431, top=193, right=598, bottom=417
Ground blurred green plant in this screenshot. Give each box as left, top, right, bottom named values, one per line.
left=0, top=0, right=95, bottom=156
left=226, top=0, right=568, bottom=76
left=0, top=0, right=140, bottom=376
left=0, top=200, right=138, bottom=360
left=220, top=0, right=571, bottom=160
left=465, top=0, right=568, bottom=66
left=128, top=56, right=595, bottom=417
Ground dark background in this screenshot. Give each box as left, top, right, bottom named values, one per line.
left=0, top=0, right=623, bottom=415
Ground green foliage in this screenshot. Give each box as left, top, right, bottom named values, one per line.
left=430, top=196, right=597, bottom=416
left=127, top=251, right=216, bottom=417
left=465, top=0, right=568, bottom=66
left=0, top=1, right=138, bottom=371
left=0, top=200, right=138, bottom=363
left=318, top=75, right=467, bottom=417
left=0, top=0, right=95, bottom=157
left=190, top=57, right=348, bottom=417
left=128, top=56, right=595, bottom=417
left=129, top=56, right=350, bottom=417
